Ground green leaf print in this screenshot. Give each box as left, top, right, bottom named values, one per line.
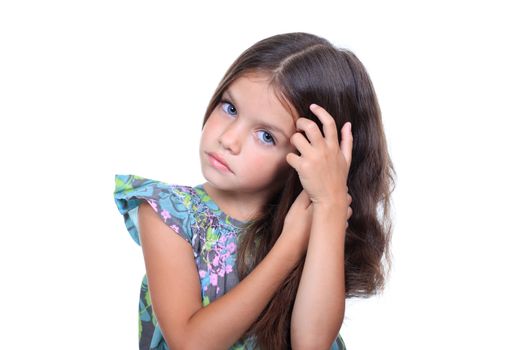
left=145, top=288, right=152, bottom=308
left=115, top=174, right=146, bottom=193
left=205, top=227, right=219, bottom=251
left=202, top=295, right=210, bottom=307
left=202, top=193, right=211, bottom=202
left=182, top=192, right=192, bottom=207
left=230, top=343, right=246, bottom=350
left=115, top=176, right=133, bottom=192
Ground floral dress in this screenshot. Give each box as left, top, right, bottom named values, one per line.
left=113, top=174, right=346, bottom=350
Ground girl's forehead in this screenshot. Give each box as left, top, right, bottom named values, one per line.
left=225, top=73, right=298, bottom=137
left=230, top=73, right=299, bottom=120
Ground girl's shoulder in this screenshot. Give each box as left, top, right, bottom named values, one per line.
left=113, top=174, right=201, bottom=247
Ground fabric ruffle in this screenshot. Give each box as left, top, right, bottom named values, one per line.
left=113, top=174, right=194, bottom=246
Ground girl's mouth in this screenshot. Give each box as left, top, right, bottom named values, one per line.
left=208, top=153, right=232, bottom=173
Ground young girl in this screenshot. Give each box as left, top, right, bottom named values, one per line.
left=114, top=32, right=394, bottom=350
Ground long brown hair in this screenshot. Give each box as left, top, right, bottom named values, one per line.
left=201, top=32, right=396, bottom=349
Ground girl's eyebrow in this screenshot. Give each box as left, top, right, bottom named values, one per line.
left=223, top=89, right=291, bottom=139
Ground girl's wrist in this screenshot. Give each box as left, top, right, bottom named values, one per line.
left=311, top=197, right=348, bottom=212
left=311, top=202, right=348, bottom=231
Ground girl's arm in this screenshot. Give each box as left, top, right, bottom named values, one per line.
left=290, top=201, right=348, bottom=349
left=138, top=198, right=308, bottom=350
left=285, top=104, right=353, bottom=349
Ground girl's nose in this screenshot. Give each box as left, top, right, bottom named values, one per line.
left=219, top=123, right=242, bottom=154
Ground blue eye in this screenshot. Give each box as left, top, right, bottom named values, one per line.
left=257, top=131, right=276, bottom=145
left=219, top=99, right=276, bottom=146
left=220, top=100, right=237, bottom=116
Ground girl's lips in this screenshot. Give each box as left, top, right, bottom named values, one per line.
left=208, top=153, right=232, bottom=173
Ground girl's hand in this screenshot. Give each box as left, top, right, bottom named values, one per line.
left=282, top=189, right=314, bottom=258
left=286, top=104, right=353, bottom=207
left=282, top=189, right=353, bottom=260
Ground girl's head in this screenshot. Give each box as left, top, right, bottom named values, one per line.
left=200, top=32, right=388, bottom=201
left=200, top=32, right=395, bottom=349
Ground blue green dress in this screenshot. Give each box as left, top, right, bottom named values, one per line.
left=114, top=174, right=346, bottom=349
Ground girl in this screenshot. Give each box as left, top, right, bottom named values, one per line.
left=114, top=32, right=395, bottom=350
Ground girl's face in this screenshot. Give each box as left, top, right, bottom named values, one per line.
left=199, top=72, right=298, bottom=204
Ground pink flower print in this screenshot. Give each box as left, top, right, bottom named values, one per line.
left=146, top=199, right=158, bottom=212
left=218, top=268, right=225, bottom=277
left=225, top=264, right=233, bottom=274
left=212, top=255, right=220, bottom=267
left=199, top=270, right=206, bottom=278
left=227, top=242, right=236, bottom=253
left=170, top=224, right=180, bottom=234
left=160, top=209, right=171, bottom=221
left=210, top=273, right=218, bottom=286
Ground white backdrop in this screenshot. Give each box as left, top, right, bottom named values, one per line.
left=1, top=1, right=523, bottom=349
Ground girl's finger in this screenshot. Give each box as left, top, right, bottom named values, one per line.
left=295, top=117, right=324, bottom=147
left=340, top=122, right=353, bottom=170
left=309, top=104, right=338, bottom=147
left=286, top=152, right=302, bottom=171
left=290, top=131, right=313, bottom=155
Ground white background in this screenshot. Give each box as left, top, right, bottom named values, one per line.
left=1, top=1, right=524, bottom=349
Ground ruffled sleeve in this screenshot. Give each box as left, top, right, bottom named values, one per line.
left=113, top=174, right=194, bottom=246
